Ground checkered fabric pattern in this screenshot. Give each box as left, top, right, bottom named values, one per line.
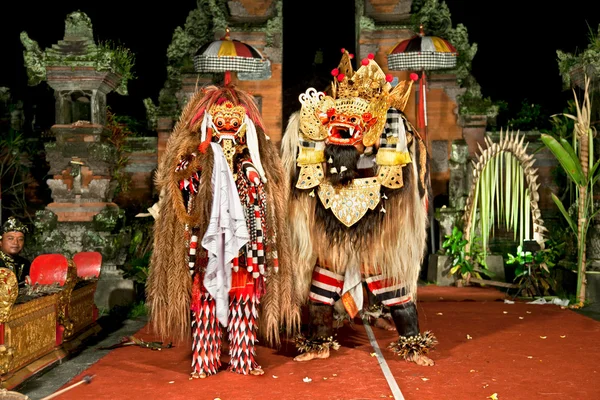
left=387, top=52, right=457, bottom=71
left=379, top=108, right=403, bottom=149
left=236, top=159, right=268, bottom=278
left=194, top=55, right=267, bottom=74
left=299, top=139, right=318, bottom=148
left=188, top=235, right=199, bottom=272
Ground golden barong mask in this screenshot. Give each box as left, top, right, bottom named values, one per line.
left=298, top=51, right=414, bottom=148
left=317, top=97, right=376, bottom=146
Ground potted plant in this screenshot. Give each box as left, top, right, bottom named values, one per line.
left=506, top=240, right=564, bottom=299
left=439, top=226, right=491, bottom=286
left=557, top=24, right=600, bottom=90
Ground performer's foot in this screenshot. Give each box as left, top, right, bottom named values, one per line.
left=190, top=372, right=208, bottom=379
left=293, top=348, right=330, bottom=362
left=408, top=353, right=435, bottom=366
left=249, top=368, right=265, bottom=376
left=373, top=317, right=396, bottom=331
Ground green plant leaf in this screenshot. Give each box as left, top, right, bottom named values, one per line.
left=559, top=137, right=581, bottom=171
left=551, top=192, right=577, bottom=234
left=541, top=133, right=584, bottom=186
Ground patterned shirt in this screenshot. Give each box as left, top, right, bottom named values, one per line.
left=0, top=250, right=30, bottom=283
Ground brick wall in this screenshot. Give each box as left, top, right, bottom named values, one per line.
left=229, top=0, right=276, bottom=19
left=233, top=62, right=282, bottom=144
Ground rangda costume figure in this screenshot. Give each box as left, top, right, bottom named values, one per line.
left=147, top=85, right=297, bottom=378
left=281, top=51, right=437, bottom=366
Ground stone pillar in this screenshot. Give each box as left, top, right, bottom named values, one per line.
left=436, top=140, right=470, bottom=244
left=448, top=140, right=471, bottom=211
left=23, top=11, right=135, bottom=310
left=460, top=114, right=487, bottom=159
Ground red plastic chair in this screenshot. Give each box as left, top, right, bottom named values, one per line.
left=29, top=254, right=70, bottom=286
left=73, top=252, right=102, bottom=279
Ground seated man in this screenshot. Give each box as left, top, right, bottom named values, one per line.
left=0, top=217, right=30, bottom=285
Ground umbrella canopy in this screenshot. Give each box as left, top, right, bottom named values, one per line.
left=387, top=34, right=457, bottom=71
left=193, top=30, right=268, bottom=74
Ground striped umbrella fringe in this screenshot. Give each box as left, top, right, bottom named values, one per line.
left=194, top=38, right=267, bottom=74
left=193, top=56, right=267, bottom=74
left=388, top=52, right=456, bottom=71
left=196, top=39, right=264, bottom=59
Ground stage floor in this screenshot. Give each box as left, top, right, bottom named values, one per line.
left=18, top=286, right=600, bottom=400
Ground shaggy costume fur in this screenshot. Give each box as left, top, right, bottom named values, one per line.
left=147, top=85, right=300, bottom=347
left=281, top=110, right=431, bottom=313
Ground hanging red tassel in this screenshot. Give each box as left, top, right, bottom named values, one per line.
left=422, top=70, right=428, bottom=142
left=418, top=70, right=426, bottom=133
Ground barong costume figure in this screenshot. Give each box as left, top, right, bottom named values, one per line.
left=147, top=84, right=298, bottom=378
left=281, top=50, right=437, bottom=366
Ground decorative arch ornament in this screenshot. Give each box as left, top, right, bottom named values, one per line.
left=463, top=130, right=547, bottom=254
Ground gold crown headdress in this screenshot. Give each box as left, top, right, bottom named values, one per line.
left=299, top=50, right=415, bottom=147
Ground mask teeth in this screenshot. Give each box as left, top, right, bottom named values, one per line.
left=340, top=166, right=348, bottom=172
left=328, top=157, right=333, bottom=164
left=330, top=167, right=338, bottom=174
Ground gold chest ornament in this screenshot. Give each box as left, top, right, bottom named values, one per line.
left=317, top=177, right=381, bottom=227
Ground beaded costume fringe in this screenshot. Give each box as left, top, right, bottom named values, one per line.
left=388, top=331, right=437, bottom=360
left=295, top=335, right=341, bottom=354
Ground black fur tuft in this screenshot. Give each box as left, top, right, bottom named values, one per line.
left=324, top=145, right=360, bottom=185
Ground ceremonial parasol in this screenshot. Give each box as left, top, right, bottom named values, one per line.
left=387, top=25, right=457, bottom=141
left=387, top=25, right=457, bottom=255
left=193, top=28, right=269, bottom=85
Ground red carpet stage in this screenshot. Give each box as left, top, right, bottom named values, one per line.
left=53, top=286, right=600, bottom=400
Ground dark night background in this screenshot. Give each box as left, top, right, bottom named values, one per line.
left=1, top=1, right=600, bottom=133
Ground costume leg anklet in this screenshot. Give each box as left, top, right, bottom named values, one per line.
left=387, top=301, right=437, bottom=359
left=295, top=335, right=340, bottom=354
left=388, top=331, right=438, bottom=360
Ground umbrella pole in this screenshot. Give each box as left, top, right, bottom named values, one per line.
left=421, top=70, right=429, bottom=145
left=418, top=70, right=436, bottom=255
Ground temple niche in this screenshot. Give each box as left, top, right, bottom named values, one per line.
left=21, top=11, right=135, bottom=310
left=57, top=90, right=93, bottom=125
